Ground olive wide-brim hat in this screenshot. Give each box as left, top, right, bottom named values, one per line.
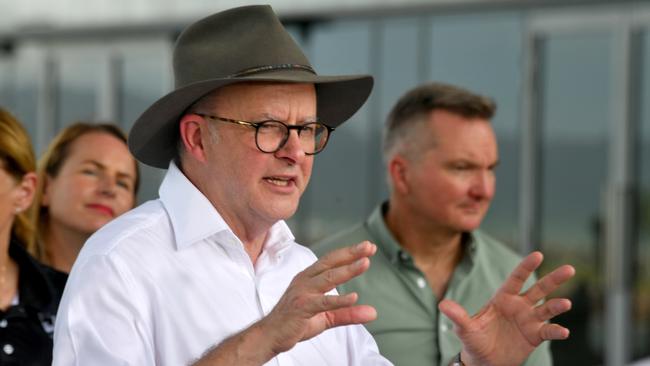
left=129, top=4, right=374, bottom=169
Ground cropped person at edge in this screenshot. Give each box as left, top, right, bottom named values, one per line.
left=0, top=107, right=67, bottom=365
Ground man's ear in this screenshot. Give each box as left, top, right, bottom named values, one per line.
left=179, top=114, right=208, bottom=163
left=388, top=155, right=410, bottom=195
left=15, top=172, right=37, bottom=212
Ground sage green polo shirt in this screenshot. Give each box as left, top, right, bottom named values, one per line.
left=313, top=204, right=552, bottom=366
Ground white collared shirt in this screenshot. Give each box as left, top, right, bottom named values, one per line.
left=53, top=162, right=390, bottom=366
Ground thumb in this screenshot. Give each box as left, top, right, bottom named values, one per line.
left=439, top=299, right=471, bottom=332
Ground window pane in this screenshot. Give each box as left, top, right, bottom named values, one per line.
left=120, top=50, right=168, bottom=129
left=538, top=32, right=611, bottom=365
left=11, top=46, right=40, bottom=150
left=57, top=51, right=100, bottom=128
left=375, top=16, right=422, bottom=202
left=429, top=12, right=523, bottom=247
left=119, top=39, right=172, bottom=204
left=635, top=28, right=650, bottom=362
left=293, top=20, right=373, bottom=244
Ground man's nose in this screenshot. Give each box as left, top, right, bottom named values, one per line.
left=469, top=171, right=494, bottom=199
left=275, top=130, right=306, bottom=164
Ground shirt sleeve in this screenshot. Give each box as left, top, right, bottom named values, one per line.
left=345, top=324, right=394, bottom=366
left=53, top=254, right=155, bottom=366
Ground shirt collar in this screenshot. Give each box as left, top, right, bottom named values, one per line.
left=263, top=220, right=295, bottom=257
left=159, top=162, right=232, bottom=250
left=365, top=202, right=404, bottom=263
left=366, top=201, right=480, bottom=266
left=159, top=162, right=295, bottom=253
left=455, top=231, right=479, bottom=273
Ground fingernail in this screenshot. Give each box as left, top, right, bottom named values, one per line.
left=354, top=242, right=366, bottom=253
left=353, top=258, right=365, bottom=269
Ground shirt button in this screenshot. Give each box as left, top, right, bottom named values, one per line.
left=0, top=319, right=7, bottom=328
left=441, top=323, right=449, bottom=332
left=3, top=344, right=14, bottom=355
left=416, top=277, right=427, bottom=288
left=399, top=251, right=409, bottom=261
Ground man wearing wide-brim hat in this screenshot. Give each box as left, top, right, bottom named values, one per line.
left=52, top=5, right=575, bottom=366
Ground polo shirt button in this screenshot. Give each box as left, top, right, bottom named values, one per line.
left=3, top=343, right=14, bottom=355
left=440, top=323, right=449, bottom=332
left=416, top=277, right=426, bottom=288
left=399, top=251, right=409, bottom=261
left=0, top=319, right=6, bottom=328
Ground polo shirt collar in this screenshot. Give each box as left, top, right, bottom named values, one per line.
left=455, top=231, right=479, bottom=274
left=365, top=202, right=404, bottom=263
left=366, top=201, right=479, bottom=266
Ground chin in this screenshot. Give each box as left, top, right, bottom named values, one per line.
left=458, top=221, right=483, bottom=232
left=276, top=207, right=298, bottom=221
left=85, top=220, right=111, bottom=233
left=267, top=202, right=299, bottom=221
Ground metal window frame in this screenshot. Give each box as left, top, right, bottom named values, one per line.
left=521, top=6, right=643, bottom=365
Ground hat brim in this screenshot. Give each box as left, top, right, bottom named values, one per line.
left=128, top=70, right=373, bottom=169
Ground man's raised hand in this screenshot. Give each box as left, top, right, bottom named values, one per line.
left=439, top=251, right=575, bottom=366
left=261, top=241, right=378, bottom=355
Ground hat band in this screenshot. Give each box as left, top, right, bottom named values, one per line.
left=230, top=64, right=316, bottom=77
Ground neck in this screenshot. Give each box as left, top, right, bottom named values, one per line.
left=43, top=220, right=89, bottom=273
left=0, top=224, right=11, bottom=267
left=386, top=200, right=463, bottom=258
left=216, top=207, right=272, bottom=265
left=385, top=197, right=465, bottom=277
left=182, top=161, right=272, bottom=265
left=385, top=198, right=466, bottom=300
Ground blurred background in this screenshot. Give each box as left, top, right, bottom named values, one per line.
left=0, top=0, right=648, bottom=364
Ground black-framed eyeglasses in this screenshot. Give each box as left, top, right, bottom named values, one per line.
left=196, top=113, right=335, bottom=155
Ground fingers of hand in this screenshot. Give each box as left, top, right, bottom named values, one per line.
left=499, top=251, right=544, bottom=295
left=524, top=265, right=576, bottom=304
left=312, top=257, right=370, bottom=292
left=534, top=298, right=572, bottom=322
left=438, top=299, right=471, bottom=332
left=324, top=305, right=378, bottom=328
left=304, top=293, right=359, bottom=314
left=303, top=241, right=376, bottom=278
left=539, top=323, right=570, bottom=341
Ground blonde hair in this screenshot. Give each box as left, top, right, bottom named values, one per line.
left=0, top=107, right=37, bottom=254
left=31, top=122, right=139, bottom=262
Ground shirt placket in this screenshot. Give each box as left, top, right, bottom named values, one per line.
left=395, top=250, right=447, bottom=365
left=252, top=249, right=296, bottom=366
left=0, top=306, right=28, bottom=364
left=437, top=248, right=474, bottom=365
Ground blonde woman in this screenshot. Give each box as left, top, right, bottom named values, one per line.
left=0, top=107, right=67, bottom=365
left=32, top=123, right=139, bottom=273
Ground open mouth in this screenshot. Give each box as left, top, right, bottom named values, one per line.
left=264, top=176, right=295, bottom=187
